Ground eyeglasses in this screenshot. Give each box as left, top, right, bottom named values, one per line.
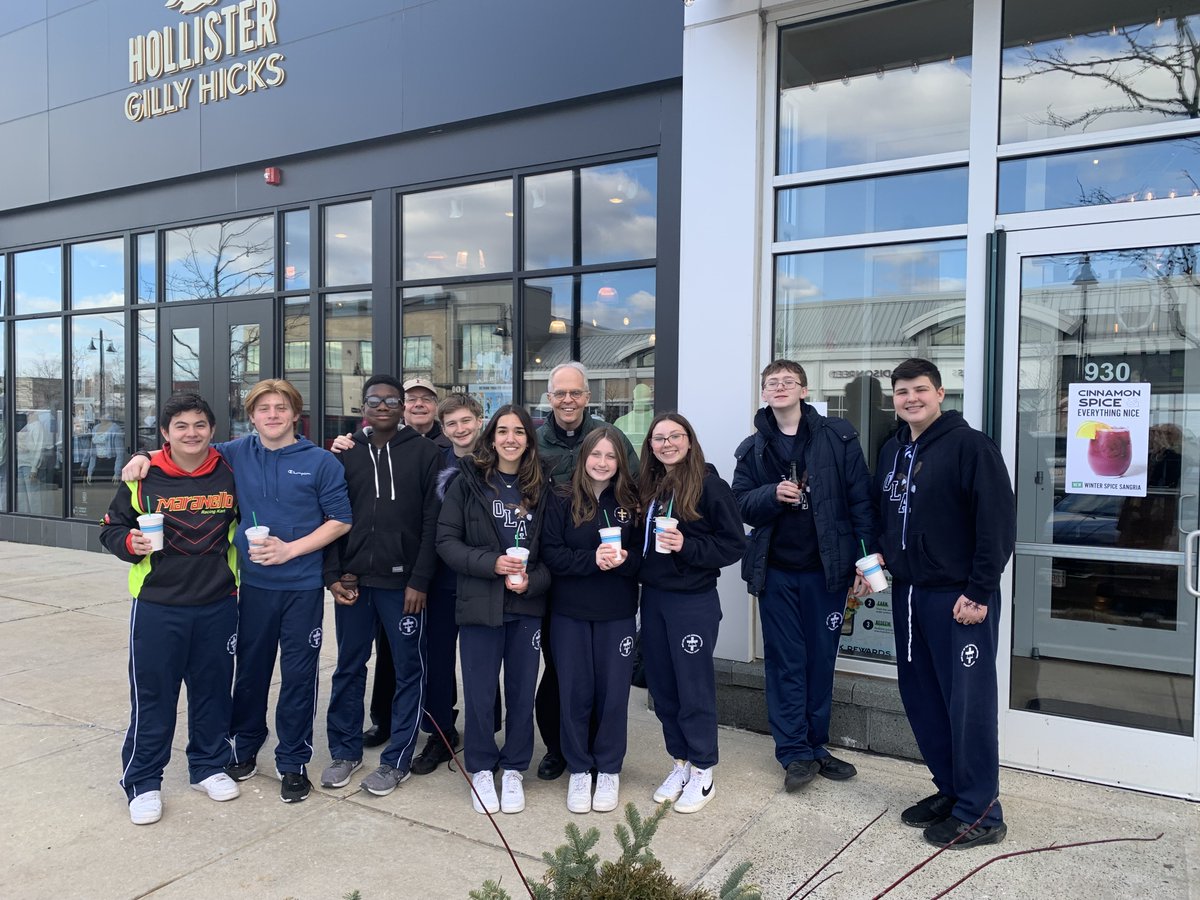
left=404, top=394, right=435, bottom=405
left=364, top=396, right=402, bottom=409
left=763, top=379, right=804, bottom=391
left=550, top=389, right=588, bottom=401
left=651, top=432, right=688, bottom=446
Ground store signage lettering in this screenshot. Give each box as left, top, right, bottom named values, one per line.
left=124, top=0, right=286, bottom=123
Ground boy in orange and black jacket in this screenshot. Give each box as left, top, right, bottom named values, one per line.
left=99, top=393, right=240, bottom=826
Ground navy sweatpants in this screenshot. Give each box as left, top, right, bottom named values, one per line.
left=459, top=615, right=541, bottom=774
left=327, top=587, right=427, bottom=770
left=120, top=595, right=238, bottom=800
left=893, top=583, right=1003, bottom=827
left=758, top=567, right=848, bottom=766
left=421, top=583, right=459, bottom=735
left=228, top=585, right=323, bottom=775
left=640, top=586, right=722, bottom=769
left=550, top=613, right=636, bottom=775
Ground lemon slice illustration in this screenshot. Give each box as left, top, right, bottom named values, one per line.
left=1075, top=420, right=1112, bottom=440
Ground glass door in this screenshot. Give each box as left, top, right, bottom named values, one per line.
left=1002, top=220, right=1200, bottom=798
left=159, top=300, right=275, bottom=442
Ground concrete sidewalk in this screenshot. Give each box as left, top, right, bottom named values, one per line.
left=1, top=540, right=1196, bottom=899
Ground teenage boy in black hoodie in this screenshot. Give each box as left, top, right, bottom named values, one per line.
left=321, top=375, right=442, bottom=796
left=733, top=360, right=874, bottom=793
left=867, top=358, right=1015, bottom=850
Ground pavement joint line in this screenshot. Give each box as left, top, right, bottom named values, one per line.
left=682, top=786, right=776, bottom=894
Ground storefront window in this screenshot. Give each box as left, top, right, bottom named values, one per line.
left=323, top=292, right=371, bottom=438
left=284, top=210, right=311, bottom=291
left=135, top=311, right=157, bottom=452
left=70, top=238, right=124, bottom=309
left=777, top=168, right=968, bottom=242
left=402, top=180, right=513, bottom=280
left=0, top=322, right=6, bottom=511
left=136, top=234, right=156, bottom=304
left=777, top=0, right=973, bottom=174
left=14, top=247, right=62, bottom=315
left=323, top=201, right=370, bottom=287
left=70, top=314, right=126, bottom=520
left=401, top=283, right=513, bottom=419
left=523, top=171, right=573, bottom=270
left=1001, top=0, right=1200, bottom=144
left=283, top=297, right=312, bottom=437
left=999, top=137, right=1200, bottom=214
left=581, top=158, right=658, bottom=265
left=15, top=318, right=63, bottom=516
left=165, top=216, right=274, bottom=301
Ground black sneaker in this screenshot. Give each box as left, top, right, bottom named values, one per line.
left=225, top=756, right=258, bottom=782
left=537, top=750, right=566, bottom=781
left=783, top=759, right=819, bottom=793
left=901, top=792, right=956, bottom=828
left=362, top=725, right=388, bottom=749
left=816, top=755, right=857, bottom=781
left=923, top=816, right=1007, bottom=850
left=279, top=770, right=312, bottom=803
left=410, top=730, right=460, bottom=776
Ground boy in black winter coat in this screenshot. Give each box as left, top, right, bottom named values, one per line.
left=321, top=375, right=441, bottom=797
left=867, top=358, right=1015, bottom=851
left=733, top=360, right=873, bottom=793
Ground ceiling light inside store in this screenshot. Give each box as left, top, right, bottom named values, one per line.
left=598, top=286, right=617, bottom=299
left=334, top=233, right=347, bottom=239
left=549, top=319, right=567, bottom=334
left=449, top=198, right=464, bottom=219
left=426, top=251, right=446, bottom=260
left=505, top=210, right=514, bottom=217
left=456, top=251, right=469, bottom=268
left=623, top=317, right=630, bottom=326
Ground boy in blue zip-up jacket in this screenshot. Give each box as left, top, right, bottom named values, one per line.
left=124, top=379, right=352, bottom=804
left=733, top=360, right=874, bottom=794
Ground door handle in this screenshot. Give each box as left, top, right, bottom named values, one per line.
left=1179, top=494, right=1197, bottom=536
left=1186, top=530, right=1200, bottom=598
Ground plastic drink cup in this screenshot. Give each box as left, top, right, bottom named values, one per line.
left=245, top=525, right=270, bottom=546
left=599, top=526, right=622, bottom=554
left=137, top=513, right=164, bottom=551
left=505, top=546, right=530, bottom=585
left=654, top=516, right=678, bottom=554
left=856, top=553, right=888, bottom=592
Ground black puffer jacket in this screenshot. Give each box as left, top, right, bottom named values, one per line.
left=435, top=457, right=551, bottom=626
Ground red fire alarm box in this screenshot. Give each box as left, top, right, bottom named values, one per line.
left=264, top=166, right=282, bottom=185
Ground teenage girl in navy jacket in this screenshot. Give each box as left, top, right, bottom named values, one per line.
left=541, top=426, right=642, bottom=815
left=637, top=413, right=746, bottom=814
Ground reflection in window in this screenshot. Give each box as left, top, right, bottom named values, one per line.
left=136, top=234, right=156, bottom=303
left=401, top=283, right=513, bottom=419
left=15, top=318, right=63, bottom=516
left=523, top=276, right=574, bottom=392
left=0, top=322, right=6, bottom=511
left=775, top=239, right=966, bottom=470
left=404, top=335, right=433, bottom=372
left=285, top=210, right=311, bottom=291
left=1001, top=0, right=1200, bottom=144
left=777, top=0, right=972, bottom=174
left=228, top=323, right=263, bottom=439
left=523, top=170, right=573, bottom=270
left=170, top=327, right=201, bottom=395
left=581, top=159, right=657, bottom=265
left=165, top=216, right=274, bottom=301
left=999, top=138, right=1200, bottom=214
left=71, top=239, right=124, bottom=309
left=403, top=180, right=513, bottom=280
left=70, top=314, right=126, bottom=520
left=136, top=311, right=157, bottom=452
left=283, top=298, right=312, bottom=437
left=777, top=168, right=968, bottom=242
left=15, top=247, right=62, bottom=314
left=323, top=201, right=371, bottom=287
left=323, top=292, right=372, bottom=439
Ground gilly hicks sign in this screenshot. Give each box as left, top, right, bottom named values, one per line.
left=125, top=0, right=286, bottom=123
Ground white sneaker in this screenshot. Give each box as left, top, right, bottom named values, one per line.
left=500, top=769, right=525, bottom=814
left=592, top=772, right=620, bottom=813
left=653, top=759, right=691, bottom=803
left=129, top=790, right=162, bottom=825
left=191, top=772, right=240, bottom=802
left=674, top=765, right=714, bottom=813
left=567, top=772, right=592, bottom=813
left=471, top=770, right=500, bottom=815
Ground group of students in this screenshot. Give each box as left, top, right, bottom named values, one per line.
left=102, top=355, right=1015, bottom=853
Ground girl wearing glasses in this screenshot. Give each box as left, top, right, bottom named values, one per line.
left=637, top=412, right=746, bottom=814
left=436, top=404, right=550, bottom=817
left=540, top=426, right=643, bottom=815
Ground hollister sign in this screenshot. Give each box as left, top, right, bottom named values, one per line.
left=125, top=0, right=286, bottom=123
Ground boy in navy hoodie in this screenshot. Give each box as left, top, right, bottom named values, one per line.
left=866, top=358, right=1014, bottom=850
left=124, top=379, right=352, bottom=803
left=320, top=375, right=441, bottom=796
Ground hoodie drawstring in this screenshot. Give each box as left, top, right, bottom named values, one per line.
left=906, top=584, right=914, bottom=663
left=901, top=442, right=918, bottom=550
